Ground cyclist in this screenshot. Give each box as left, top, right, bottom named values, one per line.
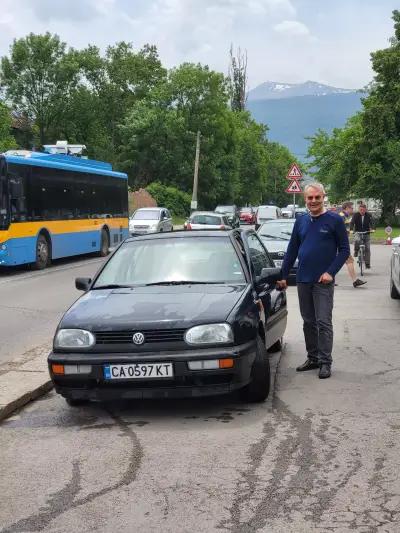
left=338, top=202, right=366, bottom=287
left=350, top=203, right=374, bottom=269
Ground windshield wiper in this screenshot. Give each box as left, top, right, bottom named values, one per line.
left=92, top=284, right=134, bottom=290
left=145, top=280, right=221, bottom=286
left=260, top=234, right=280, bottom=240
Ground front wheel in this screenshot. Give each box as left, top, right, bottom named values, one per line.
left=33, top=234, right=50, bottom=270
left=241, top=336, right=270, bottom=402
left=390, top=274, right=400, bottom=299
left=359, top=248, right=364, bottom=277
left=268, top=337, right=283, bottom=353
left=98, top=229, right=110, bottom=257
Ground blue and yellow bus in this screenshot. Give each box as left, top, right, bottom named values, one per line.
left=0, top=148, right=129, bottom=269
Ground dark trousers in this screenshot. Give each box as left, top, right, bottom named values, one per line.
left=354, top=235, right=371, bottom=266
left=297, top=282, right=334, bottom=366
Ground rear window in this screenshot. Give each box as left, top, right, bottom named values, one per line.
left=191, top=214, right=222, bottom=225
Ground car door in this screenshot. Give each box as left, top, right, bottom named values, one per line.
left=393, top=240, right=400, bottom=291
left=243, top=232, right=287, bottom=348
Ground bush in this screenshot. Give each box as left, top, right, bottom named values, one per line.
left=146, top=182, right=191, bottom=218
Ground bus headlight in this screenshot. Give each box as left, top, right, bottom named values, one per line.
left=185, top=324, right=233, bottom=345
left=54, top=329, right=95, bottom=349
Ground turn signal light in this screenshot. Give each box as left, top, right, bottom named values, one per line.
left=219, top=358, right=234, bottom=369
left=51, top=364, right=65, bottom=375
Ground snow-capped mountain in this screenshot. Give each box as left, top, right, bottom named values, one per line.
left=247, top=80, right=355, bottom=101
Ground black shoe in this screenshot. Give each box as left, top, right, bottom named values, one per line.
left=353, top=278, right=367, bottom=288
left=296, top=359, right=319, bottom=372
left=319, top=364, right=331, bottom=379
left=365, top=265, right=371, bottom=269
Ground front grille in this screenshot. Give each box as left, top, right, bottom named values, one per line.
left=133, top=225, right=149, bottom=230
left=94, top=329, right=187, bottom=345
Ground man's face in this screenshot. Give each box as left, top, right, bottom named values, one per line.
left=346, top=206, right=354, bottom=216
left=359, top=206, right=366, bottom=216
left=305, top=187, right=324, bottom=215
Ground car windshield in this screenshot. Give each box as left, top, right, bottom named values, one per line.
left=259, top=222, right=295, bottom=241
left=241, top=208, right=253, bottom=213
left=215, top=206, right=234, bottom=214
left=132, top=210, right=160, bottom=220
left=93, top=237, right=246, bottom=286
left=191, top=214, right=222, bottom=225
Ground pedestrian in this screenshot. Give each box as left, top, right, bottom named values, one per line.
left=338, top=201, right=366, bottom=287
left=350, top=203, right=374, bottom=269
left=277, top=183, right=350, bottom=379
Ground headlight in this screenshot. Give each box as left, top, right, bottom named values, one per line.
left=185, top=323, right=233, bottom=345
left=54, top=329, right=95, bottom=349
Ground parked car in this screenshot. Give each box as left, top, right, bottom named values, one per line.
left=294, top=208, right=308, bottom=219
left=215, top=205, right=240, bottom=228
left=258, top=219, right=298, bottom=280
left=129, top=207, right=173, bottom=235
left=255, top=205, right=281, bottom=230
left=48, top=230, right=287, bottom=405
left=390, top=235, right=400, bottom=299
left=239, top=207, right=256, bottom=225
left=281, top=207, right=294, bottom=218
left=185, top=211, right=231, bottom=230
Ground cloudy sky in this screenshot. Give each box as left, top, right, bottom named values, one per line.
left=0, top=0, right=398, bottom=90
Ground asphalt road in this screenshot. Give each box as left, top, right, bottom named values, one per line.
left=1, top=245, right=400, bottom=533
left=0, top=255, right=105, bottom=367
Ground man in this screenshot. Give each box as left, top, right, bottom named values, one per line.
left=277, top=183, right=350, bottom=379
left=350, top=203, right=374, bottom=269
left=338, top=202, right=366, bottom=288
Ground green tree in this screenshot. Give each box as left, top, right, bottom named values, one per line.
left=0, top=102, right=17, bottom=152
left=0, top=33, right=81, bottom=145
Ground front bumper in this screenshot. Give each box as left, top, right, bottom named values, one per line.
left=48, top=340, right=257, bottom=400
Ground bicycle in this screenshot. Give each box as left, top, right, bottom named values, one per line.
left=353, top=231, right=371, bottom=277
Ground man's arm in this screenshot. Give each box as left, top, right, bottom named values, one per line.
left=326, top=218, right=350, bottom=277
left=280, top=221, right=300, bottom=280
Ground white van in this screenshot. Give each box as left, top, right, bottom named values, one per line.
left=255, top=205, right=281, bottom=229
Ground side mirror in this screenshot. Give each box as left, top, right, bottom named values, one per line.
left=255, top=267, right=281, bottom=285
left=75, top=277, right=92, bottom=291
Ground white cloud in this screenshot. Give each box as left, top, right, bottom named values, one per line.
left=274, top=19, right=311, bottom=37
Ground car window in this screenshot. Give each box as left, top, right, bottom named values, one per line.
left=191, top=214, right=222, bottom=225
left=94, top=237, right=246, bottom=285
left=132, top=210, right=160, bottom=220
left=247, top=234, right=274, bottom=276
left=259, top=221, right=295, bottom=241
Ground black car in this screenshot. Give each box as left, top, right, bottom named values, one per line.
left=257, top=219, right=298, bottom=281
left=214, top=205, right=240, bottom=228
left=48, top=230, right=287, bottom=405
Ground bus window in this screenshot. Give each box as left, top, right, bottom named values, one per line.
left=9, top=173, right=27, bottom=222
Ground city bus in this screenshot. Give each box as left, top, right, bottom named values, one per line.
left=0, top=145, right=129, bottom=269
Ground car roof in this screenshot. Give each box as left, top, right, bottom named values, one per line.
left=135, top=207, right=165, bottom=211
left=124, top=228, right=253, bottom=243
left=190, top=211, right=223, bottom=216
left=261, top=218, right=296, bottom=223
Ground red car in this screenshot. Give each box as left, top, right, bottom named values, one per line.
left=240, top=207, right=255, bottom=224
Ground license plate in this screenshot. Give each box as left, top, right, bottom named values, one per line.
left=104, top=363, right=174, bottom=380
left=274, top=260, right=283, bottom=267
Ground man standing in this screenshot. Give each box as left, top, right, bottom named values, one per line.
left=338, top=202, right=366, bottom=287
left=277, top=183, right=350, bottom=379
left=350, top=203, right=374, bottom=269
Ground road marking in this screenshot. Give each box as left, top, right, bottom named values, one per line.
left=0, top=258, right=103, bottom=286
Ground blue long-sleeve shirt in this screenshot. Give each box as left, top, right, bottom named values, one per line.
left=281, top=211, right=350, bottom=283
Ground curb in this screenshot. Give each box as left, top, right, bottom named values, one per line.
left=0, top=379, right=53, bottom=422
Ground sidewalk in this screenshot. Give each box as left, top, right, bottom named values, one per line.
left=0, top=345, right=52, bottom=421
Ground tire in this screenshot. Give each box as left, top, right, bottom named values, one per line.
left=390, top=274, right=400, bottom=299
left=33, top=234, right=50, bottom=270
left=241, top=335, right=271, bottom=403
left=268, top=337, right=283, bottom=353
left=66, top=398, right=89, bottom=407
left=98, top=229, right=110, bottom=257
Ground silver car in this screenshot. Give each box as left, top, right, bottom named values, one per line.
left=390, top=235, right=400, bottom=299
left=185, top=211, right=232, bottom=230
left=129, top=207, right=173, bottom=235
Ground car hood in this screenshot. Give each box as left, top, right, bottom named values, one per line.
left=259, top=238, right=289, bottom=253
left=60, top=284, right=247, bottom=331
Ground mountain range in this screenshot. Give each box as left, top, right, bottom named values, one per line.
left=246, top=81, right=364, bottom=159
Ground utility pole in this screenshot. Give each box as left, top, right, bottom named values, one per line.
left=191, top=131, right=201, bottom=212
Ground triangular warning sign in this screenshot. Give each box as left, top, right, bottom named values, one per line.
left=286, top=180, right=302, bottom=193
left=286, top=163, right=303, bottom=180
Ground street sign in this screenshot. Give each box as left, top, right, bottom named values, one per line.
left=286, top=180, right=302, bottom=194
left=385, top=226, right=393, bottom=235
left=190, top=201, right=198, bottom=210
left=286, top=163, right=303, bottom=180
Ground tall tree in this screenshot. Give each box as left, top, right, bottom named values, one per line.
left=0, top=102, right=17, bottom=152
left=0, top=33, right=81, bottom=145
left=229, top=46, right=247, bottom=112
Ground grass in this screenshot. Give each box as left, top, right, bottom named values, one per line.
left=369, top=226, right=400, bottom=242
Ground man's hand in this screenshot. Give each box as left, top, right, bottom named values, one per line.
left=276, top=280, right=287, bottom=290
left=318, top=272, right=333, bottom=284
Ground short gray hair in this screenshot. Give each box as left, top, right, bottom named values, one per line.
left=304, top=182, right=326, bottom=195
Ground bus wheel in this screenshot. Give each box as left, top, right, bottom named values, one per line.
left=99, top=229, right=110, bottom=257
left=34, top=234, right=50, bottom=270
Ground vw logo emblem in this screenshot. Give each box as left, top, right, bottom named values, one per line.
left=132, top=332, right=145, bottom=345
left=277, top=251, right=285, bottom=257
